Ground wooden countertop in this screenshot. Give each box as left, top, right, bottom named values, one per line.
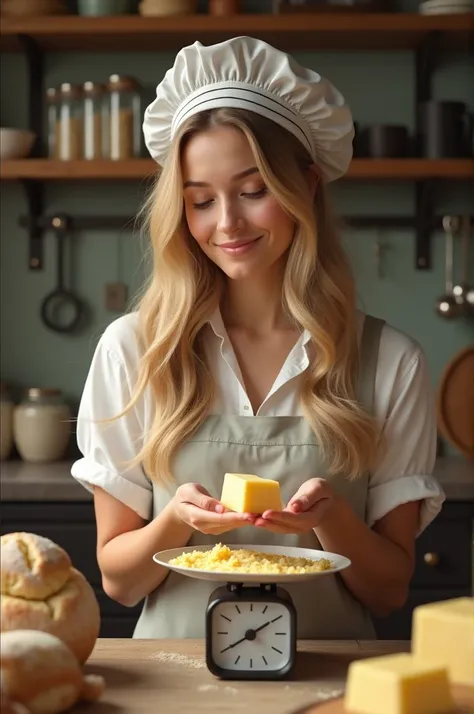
left=74, top=639, right=410, bottom=714
left=1, top=456, right=474, bottom=503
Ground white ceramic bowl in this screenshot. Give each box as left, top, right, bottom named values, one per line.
left=0, top=128, right=36, bottom=159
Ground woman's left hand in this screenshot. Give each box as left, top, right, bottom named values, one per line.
left=254, top=478, right=335, bottom=534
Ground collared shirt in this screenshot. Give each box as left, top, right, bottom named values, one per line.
left=71, top=310, right=445, bottom=533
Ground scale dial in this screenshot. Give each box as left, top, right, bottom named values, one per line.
left=206, top=585, right=296, bottom=680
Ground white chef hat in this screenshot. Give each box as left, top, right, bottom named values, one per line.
left=143, top=36, right=354, bottom=183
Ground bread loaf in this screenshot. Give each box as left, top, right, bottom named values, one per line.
left=1, top=532, right=71, bottom=600
left=1, top=533, right=100, bottom=664
left=0, top=630, right=105, bottom=714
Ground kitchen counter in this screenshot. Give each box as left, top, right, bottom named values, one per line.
left=1, top=456, right=473, bottom=502
left=74, top=638, right=411, bottom=714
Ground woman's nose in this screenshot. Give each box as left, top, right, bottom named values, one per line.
left=218, top=201, right=244, bottom=235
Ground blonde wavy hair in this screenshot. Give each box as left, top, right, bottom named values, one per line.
left=124, top=108, right=381, bottom=483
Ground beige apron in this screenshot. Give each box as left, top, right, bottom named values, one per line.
left=133, top=315, right=384, bottom=640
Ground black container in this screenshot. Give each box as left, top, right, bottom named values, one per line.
left=419, top=101, right=473, bottom=158
left=365, top=124, right=410, bottom=158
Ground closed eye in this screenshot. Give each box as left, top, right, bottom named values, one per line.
left=192, top=187, right=267, bottom=210
left=192, top=199, right=213, bottom=210
left=242, top=187, right=267, bottom=199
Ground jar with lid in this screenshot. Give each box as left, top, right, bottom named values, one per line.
left=46, top=87, right=60, bottom=158
left=57, top=83, right=84, bottom=160
left=0, top=381, right=14, bottom=461
left=107, top=74, right=141, bottom=160
left=83, top=81, right=108, bottom=160
left=13, top=388, right=71, bottom=463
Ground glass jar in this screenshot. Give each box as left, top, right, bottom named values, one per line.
left=57, top=83, right=84, bottom=160
left=107, top=74, right=141, bottom=160
left=0, top=381, right=14, bottom=461
left=13, top=388, right=71, bottom=463
left=83, top=81, right=108, bottom=160
left=46, top=86, right=59, bottom=159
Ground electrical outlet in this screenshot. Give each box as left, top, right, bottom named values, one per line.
left=105, top=282, right=128, bottom=312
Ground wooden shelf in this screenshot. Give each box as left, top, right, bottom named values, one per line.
left=1, top=159, right=473, bottom=181
left=0, top=13, right=472, bottom=52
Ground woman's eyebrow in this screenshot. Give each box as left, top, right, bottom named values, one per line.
left=183, top=166, right=259, bottom=189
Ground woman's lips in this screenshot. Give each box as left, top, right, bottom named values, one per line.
left=217, top=236, right=263, bottom=255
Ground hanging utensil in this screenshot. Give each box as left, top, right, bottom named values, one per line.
left=452, top=214, right=474, bottom=316
left=435, top=215, right=462, bottom=319
left=40, top=215, right=85, bottom=334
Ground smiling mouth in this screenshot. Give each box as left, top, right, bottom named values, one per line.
left=217, top=236, right=263, bottom=250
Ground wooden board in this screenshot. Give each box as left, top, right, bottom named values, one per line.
left=437, top=346, right=474, bottom=459
left=294, top=685, right=474, bottom=713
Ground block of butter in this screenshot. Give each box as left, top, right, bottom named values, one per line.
left=220, top=473, right=282, bottom=514
left=345, top=653, right=454, bottom=714
left=412, top=596, right=474, bottom=687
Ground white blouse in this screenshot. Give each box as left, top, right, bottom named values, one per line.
left=71, top=310, right=445, bottom=534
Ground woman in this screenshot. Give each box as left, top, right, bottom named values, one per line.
left=72, top=37, right=444, bottom=639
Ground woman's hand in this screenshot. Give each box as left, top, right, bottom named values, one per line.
left=254, top=478, right=335, bottom=534
left=173, top=483, right=256, bottom=535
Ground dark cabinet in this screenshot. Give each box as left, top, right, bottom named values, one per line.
left=0, top=501, right=142, bottom=638
left=1, top=500, right=473, bottom=640
left=373, top=501, right=474, bottom=639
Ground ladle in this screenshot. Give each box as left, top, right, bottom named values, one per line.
left=436, top=215, right=462, bottom=320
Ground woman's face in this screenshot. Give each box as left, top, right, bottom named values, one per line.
left=181, top=125, right=296, bottom=282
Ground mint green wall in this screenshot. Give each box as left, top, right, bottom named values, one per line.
left=1, top=2, right=473, bottom=442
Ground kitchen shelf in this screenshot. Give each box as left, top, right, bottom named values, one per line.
left=1, top=158, right=473, bottom=181
left=0, top=13, right=473, bottom=52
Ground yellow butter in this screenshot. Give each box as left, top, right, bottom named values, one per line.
left=345, top=653, right=454, bottom=714
left=220, top=473, right=282, bottom=514
left=412, top=597, right=474, bottom=687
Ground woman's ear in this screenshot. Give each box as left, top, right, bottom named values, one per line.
left=304, top=164, right=320, bottom=198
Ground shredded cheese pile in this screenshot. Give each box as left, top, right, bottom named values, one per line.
left=169, top=543, right=333, bottom=575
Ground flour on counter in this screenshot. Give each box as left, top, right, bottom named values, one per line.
left=198, top=684, right=238, bottom=695
left=151, top=651, right=205, bottom=669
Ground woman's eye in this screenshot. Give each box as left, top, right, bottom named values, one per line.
left=192, top=199, right=213, bottom=210
left=242, top=187, right=268, bottom=199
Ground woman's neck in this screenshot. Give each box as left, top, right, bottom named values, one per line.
left=221, top=268, right=293, bottom=337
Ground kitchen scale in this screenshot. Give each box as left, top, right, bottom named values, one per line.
left=153, top=544, right=351, bottom=682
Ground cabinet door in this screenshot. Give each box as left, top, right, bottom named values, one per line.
left=373, top=588, right=472, bottom=640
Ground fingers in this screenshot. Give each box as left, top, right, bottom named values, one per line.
left=257, top=511, right=311, bottom=533
left=177, top=482, right=224, bottom=514
left=287, top=478, right=328, bottom=513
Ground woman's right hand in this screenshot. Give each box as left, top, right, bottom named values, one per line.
left=172, top=483, right=255, bottom=535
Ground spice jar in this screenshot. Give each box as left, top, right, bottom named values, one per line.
left=46, top=87, right=60, bottom=159
left=57, top=83, right=84, bottom=160
left=83, top=81, right=108, bottom=160
left=13, top=388, right=71, bottom=463
left=107, top=74, right=141, bottom=160
left=0, top=382, right=14, bottom=461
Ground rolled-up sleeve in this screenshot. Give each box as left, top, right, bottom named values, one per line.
left=368, top=347, right=445, bottom=535
left=71, top=327, right=153, bottom=520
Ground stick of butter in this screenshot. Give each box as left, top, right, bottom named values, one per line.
left=412, top=597, right=474, bottom=687
left=220, top=473, right=282, bottom=514
left=345, top=653, right=454, bottom=714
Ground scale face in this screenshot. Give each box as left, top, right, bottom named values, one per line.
left=153, top=543, right=351, bottom=681
left=206, top=583, right=296, bottom=680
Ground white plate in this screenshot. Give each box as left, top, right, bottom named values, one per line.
left=152, top=544, right=351, bottom=584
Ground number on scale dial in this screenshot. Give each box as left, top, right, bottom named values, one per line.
left=210, top=601, right=292, bottom=671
